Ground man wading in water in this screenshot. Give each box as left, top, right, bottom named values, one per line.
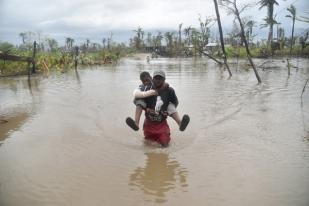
left=126, top=70, right=190, bottom=147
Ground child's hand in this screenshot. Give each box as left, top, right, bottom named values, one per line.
left=149, top=89, right=158, bottom=96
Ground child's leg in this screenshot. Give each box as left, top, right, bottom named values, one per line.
left=135, top=105, right=143, bottom=126
left=167, top=103, right=190, bottom=131
left=171, top=112, right=181, bottom=126
left=167, top=103, right=181, bottom=126
left=133, top=99, right=146, bottom=126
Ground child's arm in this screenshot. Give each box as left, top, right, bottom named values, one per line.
left=133, top=89, right=157, bottom=98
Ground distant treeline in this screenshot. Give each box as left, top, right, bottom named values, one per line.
left=0, top=0, right=309, bottom=76
left=128, top=0, right=309, bottom=57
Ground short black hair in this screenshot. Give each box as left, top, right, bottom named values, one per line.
left=140, top=71, right=151, bottom=80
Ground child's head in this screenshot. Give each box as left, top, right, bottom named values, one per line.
left=140, top=71, right=152, bottom=85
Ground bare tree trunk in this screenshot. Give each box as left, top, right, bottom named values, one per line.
left=74, top=46, right=79, bottom=70
left=31, top=41, right=37, bottom=74
left=287, top=17, right=295, bottom=77
left=213, top=0, right=232, bottom=77
left=178, top=23, right=182, bottom=56
left=287, top=58, right=291, bottom=76
left=268, top=23, right=273, bottom=45
left=289, top=18, right=295, bottom=56
left=234, top=4, right=261, bottom=83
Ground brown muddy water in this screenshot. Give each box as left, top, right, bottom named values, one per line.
left=0, top=57, right=309, bottom=206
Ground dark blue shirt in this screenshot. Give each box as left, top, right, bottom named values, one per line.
left=144, top=86, right=179, bottom=122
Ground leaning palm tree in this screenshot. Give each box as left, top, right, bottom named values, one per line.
left=286, top=4, right=296, bottom=56
left=259, top=0, right=279, bottom=44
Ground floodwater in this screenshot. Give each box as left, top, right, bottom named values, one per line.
left=0, top=57, right=309, bottom=206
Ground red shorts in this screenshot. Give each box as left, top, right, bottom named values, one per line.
left=143, top=118, right=171, bottom=146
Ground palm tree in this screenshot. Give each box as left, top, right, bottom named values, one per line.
left=164, top=32, right=174, bottom=54
left=286, top=4, right=296, bottom=56
left=153, top=32, right=163, bottom=48
left=65, top=37, right=74, bottom=51
left=246, top=20, right=256, bottom=45
left=133, top=27, right=143, bottom=50
left=259, top=0, right=279, bottom=44
left=278, top=27, right=285, bottom=49
left=46, top=38, right=58, bottom=51
left=190, top=28, right=201, bottom=56
left=183, top=26, right=192, bottom=46
left=146, top=32, right=152, bottom=47
left=198, top=16, right=212, bottom=48
left=86, top=39, right=90, bottom=49
left=19, top=32, right=27, bottom=44
left=107, top=32, right=113, bottom=50
left=102, top=38, right=106, bottom=49
left=141, top=30, right=145, bottom=47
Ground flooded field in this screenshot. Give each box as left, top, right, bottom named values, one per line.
left=0, top=57, right=309, bottom=206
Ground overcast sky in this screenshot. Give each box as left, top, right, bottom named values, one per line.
left=0, top=0, right=308, bottom=45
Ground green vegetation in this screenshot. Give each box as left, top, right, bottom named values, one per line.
left=0, top=35, right=133, bottom=76
left=224, top=44, right=309, bottom=58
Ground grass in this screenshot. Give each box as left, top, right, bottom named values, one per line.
left=224, top=45, right=309, bottom=58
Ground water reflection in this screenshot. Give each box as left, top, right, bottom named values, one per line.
left=129, top=152, right=188, bottom=203
left=74, top=68, right=81, bottom=85
left=0, top=112, right=30, bottom=143
left=0, top=76, right=41, bottom=144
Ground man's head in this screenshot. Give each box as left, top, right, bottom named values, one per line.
left=140, top=71, right=152, bottom=85
left=153, top=70, right=165, bottom=89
